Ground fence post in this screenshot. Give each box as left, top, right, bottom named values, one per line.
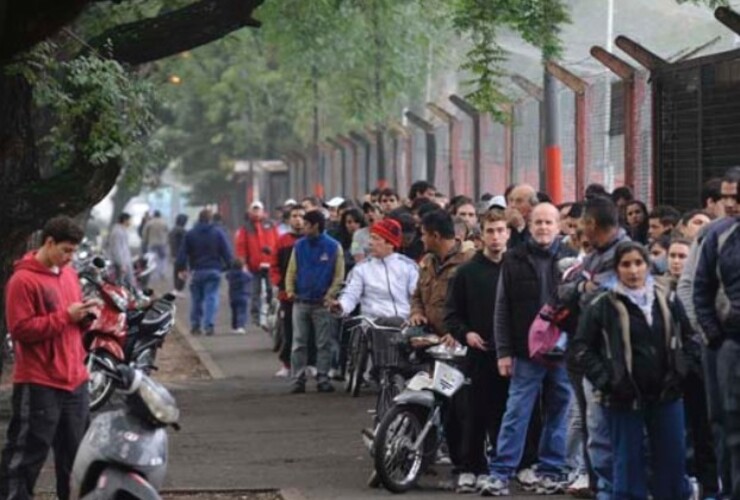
left=374, top=126, right=387, bottom=188
left=449, top=95, right=480, bottom=200
left=427, top=103, right=460, bottom=198
left=591, top=46, right=641, bottom=192
left=502, top=103, right=514, bottom=189
left=545, top=61, right=589, bottom=200
left=404, top=111, right=437, bottom=187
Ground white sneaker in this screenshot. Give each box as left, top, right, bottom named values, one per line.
left=566, top=474, right=591, bottom=497
left=274, top=366, right=290, bottom=378
left=306, top=366, right=318, bottom=379
left=233, top=327, right=246, bottom=335
left=689, top=477, right=700, bottom=500
left=516, top=468, right=540, bottom=491
left=475, top=475, right=489, bottom=492
left=535, top=475, right=568, bottom=495
left=456, top=472, right=477, bottom=494
left=479, top=477, right=509, bottom=496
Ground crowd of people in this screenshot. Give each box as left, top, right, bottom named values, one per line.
left=228, top=168, right=740, bottom=499
left=4, top=166, right=739, bottom=500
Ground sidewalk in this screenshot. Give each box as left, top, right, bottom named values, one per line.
left=166, top=282, right=569, bottom=499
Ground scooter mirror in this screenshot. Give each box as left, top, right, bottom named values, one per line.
left=143, top=288, right=154, bottom=297
left=93, top=257, right=107, bottom=269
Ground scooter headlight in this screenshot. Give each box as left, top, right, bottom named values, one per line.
left=136, top=375, right=180, bottom=426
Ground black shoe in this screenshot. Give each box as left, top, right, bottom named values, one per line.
left=317, top=382, right=335, bottom=393
left=204, top=328, right=215, bottom=336
left=191, top=328, right=202, bottom=336
left=290, top=384, right=306, bottom=394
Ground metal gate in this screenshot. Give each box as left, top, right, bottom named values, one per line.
left=654, top=49, right=740, bottom=211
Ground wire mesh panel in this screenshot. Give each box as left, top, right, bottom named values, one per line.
left=512, top=99, right=541, bottom=188
left=435, top=124, right=450, bottom=196
left=411, top=127, right=427, bottom=183
left=368, top=138, right=378, bottom=189
left=655, top=52, right=740, bottom=212
left=481, top=114, right=507, bottom=196
left=356, top=144, right=368, bottom=196
left=458, top=114, right=474, bottom=197
left=558, top=87, right=577, bottom=202
left=585, top=73, right=622, bottom=190
left=635, top=71, right=653, bottom=205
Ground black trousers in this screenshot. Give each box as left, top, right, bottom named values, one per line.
left=0, top=382, right=89, bottom=500
left=457, top=354, right=510, bottom=475
left=684, top=366, right=719, bottom=495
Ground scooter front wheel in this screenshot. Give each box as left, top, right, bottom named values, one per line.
left=373, top=404, right=435, bottom=493
left=87, top=351, right=117, bottom=411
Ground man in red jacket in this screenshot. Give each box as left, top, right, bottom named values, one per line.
left=234, top=201, right=279, bottom=326
left=0, top=216, right=92, bottom=500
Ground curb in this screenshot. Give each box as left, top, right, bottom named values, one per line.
left=157, top=487, right=306, bottom=499
left=279, top=488, right=308, bottom=500
left=175, top=326, right=226, bottom=380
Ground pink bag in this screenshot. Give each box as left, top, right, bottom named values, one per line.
left=528, top=304, right=563, bottom=365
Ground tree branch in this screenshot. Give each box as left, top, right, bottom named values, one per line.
left=0, top=0, right=91, bottom=65
left=87, top=0, right=264, bottom=65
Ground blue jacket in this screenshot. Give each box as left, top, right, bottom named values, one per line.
left=176, top=222, right=233, bottom=272
left=294, top=233, right=340, bottom=302
left=694, top=216, right=740, bottom=345
left=226, top=269, right=252, bottom=302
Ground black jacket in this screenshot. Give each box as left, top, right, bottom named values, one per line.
left=494, top=239, right=576, bottom=360
left=444, top=251, right=503, bottom=367
left=568, top=281, right=690, bottom=410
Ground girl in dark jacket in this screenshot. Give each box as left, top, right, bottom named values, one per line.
left=624, top=200, right=649, bottom=245
left=569, top=241, right=693, bottom=500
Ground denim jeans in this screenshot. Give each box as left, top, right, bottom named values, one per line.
left=291, top=302, right=333, bottom=385
left=489, top=357, right=571, bottom=480
left=584, top=378, right=612, bottom=500
left=250, top=268, right=273, bottom=320
left=607, top=399, right=690, bottom=500
left=716, top=338, right=740, bottom=498
left=230, top=299, right=249, bottom=330
left=704, top=343, right=732, bottom=497
left=189, top=269, right=221, bottom=331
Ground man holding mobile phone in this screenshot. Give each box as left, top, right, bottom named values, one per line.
left=0, top=216, right=91, bottom=500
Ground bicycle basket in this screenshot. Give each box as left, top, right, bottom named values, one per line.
left=370, top=327, right=406, bottom=369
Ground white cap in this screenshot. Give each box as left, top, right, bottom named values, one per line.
left=250, top=200, right=264, bottom=210
left=487, top=195, right=507, bottom=210
left=326, top=196, right=345, bottom=208
left=283, top=198, right=298, bottom=207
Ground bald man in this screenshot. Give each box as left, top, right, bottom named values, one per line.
left=506, top=184, right=539, bottom=248
left=480, top=202, right=577, bottom=495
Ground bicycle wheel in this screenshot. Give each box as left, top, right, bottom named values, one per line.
left=344, top=327, right=360, bottom=393
left=375, top=371, right=406, bottom=424
left=351, top=336, right=369, bottom=398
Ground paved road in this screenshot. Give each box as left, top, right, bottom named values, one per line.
left=164, top=283, right=571, bottom=499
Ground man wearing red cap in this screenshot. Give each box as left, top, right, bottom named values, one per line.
left=329, top=219, right=418, bottom=319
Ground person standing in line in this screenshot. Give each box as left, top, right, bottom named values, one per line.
left=169, top=213, right=189, bottom=296
left=572, top=241, right=694, bottom=499
left=444, top=209, right=511, bottom=494
left=0, top=216, right=92, bottom=500
left=285, top=210, right=344, bottom=393
left=142, top=210, right=169, bottom=282
left=176, top=209, right=233, bottom=336
left=107, top=212, right=134, bottom=285
left=234, top=201, right=279, bottom=327
left=271, top=205, right=315, bottom=377
left=481, top=203, right=575, bottom=496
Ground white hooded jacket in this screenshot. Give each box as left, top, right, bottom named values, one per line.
left=338, top=252, right=419, bottom=319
